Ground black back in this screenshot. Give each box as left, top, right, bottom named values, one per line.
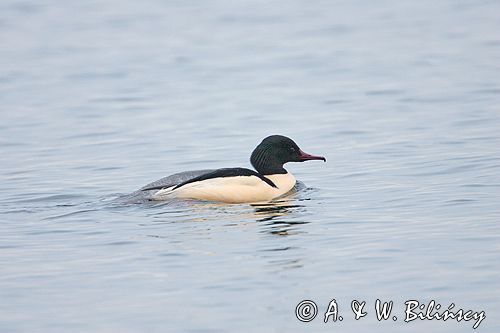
left=173, top=168, right=277, bottom=189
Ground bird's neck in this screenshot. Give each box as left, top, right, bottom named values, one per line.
left=256, top=164, right=287, bottom=175
left=250, top=149, right=287, bottom=175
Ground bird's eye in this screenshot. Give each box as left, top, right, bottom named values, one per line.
left=289, top=147, right=296, bottom=152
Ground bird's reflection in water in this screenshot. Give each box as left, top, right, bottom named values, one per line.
left=252, top=191, right=310, bottom=270
left=134, top=182, right=313, bottom=238
left=251, top=187, right=310, bottom=236
left=137, top=185, right=312, bottom=271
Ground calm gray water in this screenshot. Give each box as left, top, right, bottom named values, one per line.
left=1, top=0, right=500, bottom=332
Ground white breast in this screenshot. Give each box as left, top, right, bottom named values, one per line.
left=151, top=172, right=296, bottom=204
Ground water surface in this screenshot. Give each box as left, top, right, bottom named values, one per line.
left=1, top=0, right=500, bottom=332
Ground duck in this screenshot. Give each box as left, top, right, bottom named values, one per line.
left=140, top=135, right=326, bottom=204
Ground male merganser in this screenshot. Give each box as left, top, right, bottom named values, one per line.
left=141, top=135, right=326, bottom=203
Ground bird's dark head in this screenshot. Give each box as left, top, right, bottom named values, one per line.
left=250, top=135, right=326, bottom=175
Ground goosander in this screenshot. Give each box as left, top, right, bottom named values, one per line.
left=140, top=135, right=326, bottom=203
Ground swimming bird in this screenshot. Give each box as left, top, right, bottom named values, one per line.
left=141, top=135, right=326, bottom=203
